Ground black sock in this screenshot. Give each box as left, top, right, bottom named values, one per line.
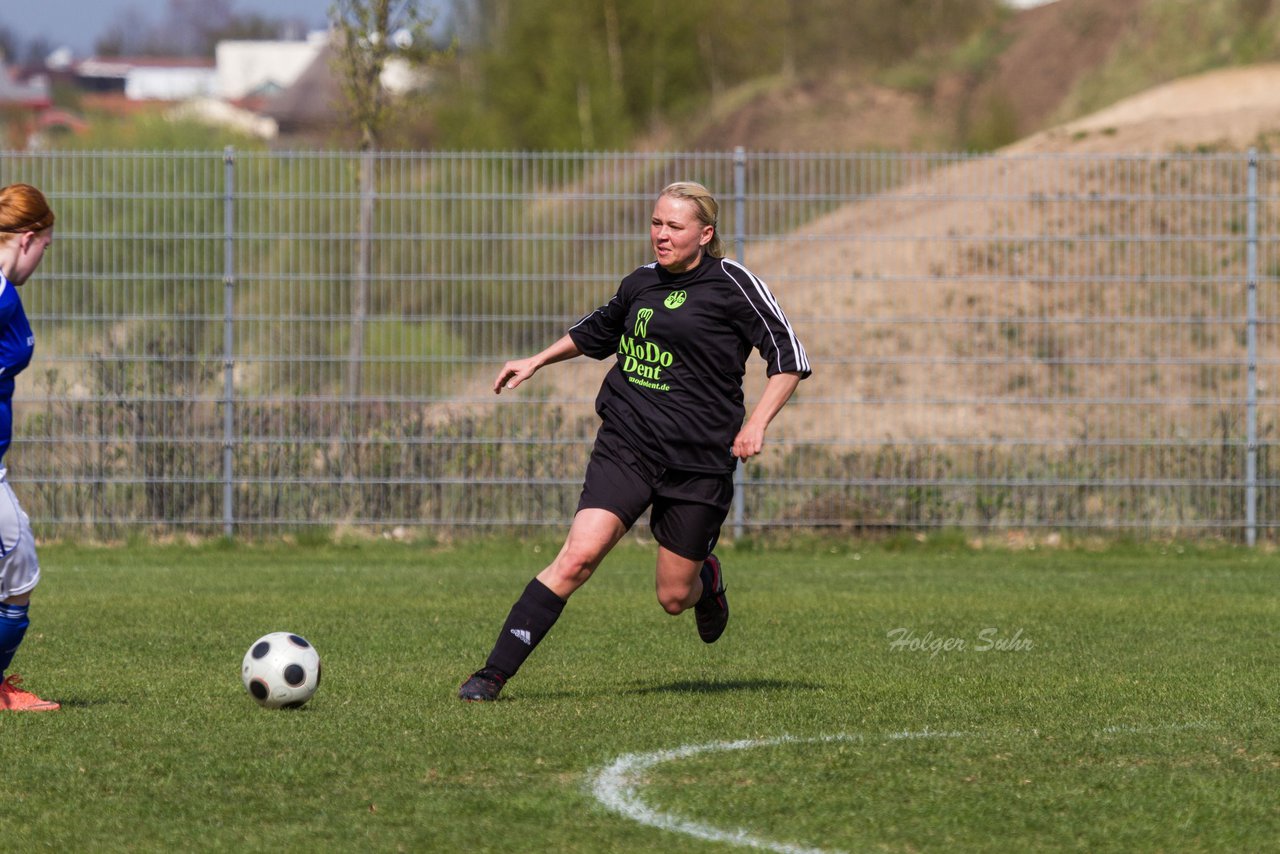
left=484, top=578, right=566, bottom=679
left=697, top=559, right=717, bottom=604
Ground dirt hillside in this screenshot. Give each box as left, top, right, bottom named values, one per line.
left=1010, top=62, right=1280, bottom=152
left=510, top=57, right=1280, bottom=445
left=472, top=2, right=1280, bottom=448
left=742, top=57, right=1280, bottom=444
left=973, top=0, right=1149, bottom=137
left=687, top=0, right=1149, bottom=152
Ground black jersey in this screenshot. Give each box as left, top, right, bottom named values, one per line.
left=568, top=252, right=811, bottom=473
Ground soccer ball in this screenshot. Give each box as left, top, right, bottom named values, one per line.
left=241, top=632, right=322, bottom=709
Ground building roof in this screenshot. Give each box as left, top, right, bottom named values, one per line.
left=260, top=43, right=344, bottom=131
left=76, top=56, right=216, bottom=79
left=0, top=67, right=51, bottom=108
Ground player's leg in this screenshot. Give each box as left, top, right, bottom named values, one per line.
left=653, top=540, right=728, bottom=644
left=487, top=507, right=627, bottom=677
left=0, top=479, right=58, bottom=711
left=459, top=509, right=628, bottom=701
left=0, top=592, right=32, bottom=676
left=654, top=547, right=702, bottom=614
left=460, top=422, right=653, bottom=701
left=650, top=469, right=731, bottom=643
left=536, top=507, right=630, bottom=598
left=692, top=552, right=728, bottom=643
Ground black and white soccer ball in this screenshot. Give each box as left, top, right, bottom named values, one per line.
left=241, top=632, right=322, bottom=709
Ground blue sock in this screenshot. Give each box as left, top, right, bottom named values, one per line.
left=0, top=602, right=30, bottom=677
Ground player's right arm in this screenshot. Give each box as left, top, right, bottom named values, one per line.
left=493, top=334, right=583, bottom=394
left=496, top=278, right=633, bottom=393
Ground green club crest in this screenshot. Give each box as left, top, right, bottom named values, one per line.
left=664, top=290, right=687, bottom=309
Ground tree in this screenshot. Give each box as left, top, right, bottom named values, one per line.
left=94, top=0, right=298, bottom=57
left=327, top=0, right=439, bottom=406
left=432, top=0, right=1002, bottom=150
left=0, top=25, right=18, bottom=64
left=329, top=0, right=436, bottom=151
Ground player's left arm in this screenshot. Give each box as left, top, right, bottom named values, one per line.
left=733, top=370, right=803, bottom=461
left=722, top=261, right=811, bottom=460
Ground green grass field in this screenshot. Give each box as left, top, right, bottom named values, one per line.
left=2, top=536, right=1276, bottom=852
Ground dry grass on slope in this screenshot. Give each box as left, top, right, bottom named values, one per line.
left=745, top=64, right=1280, bottom=444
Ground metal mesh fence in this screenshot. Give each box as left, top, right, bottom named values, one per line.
left=1, top=148, right=1276, bottom=541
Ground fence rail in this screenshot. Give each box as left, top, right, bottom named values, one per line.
left=2, top=148, right=1276, bottom=541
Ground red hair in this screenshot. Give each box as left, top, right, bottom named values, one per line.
left=0, top=183, right=55, bottom=234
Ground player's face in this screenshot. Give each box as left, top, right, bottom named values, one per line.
left=651, top=195, right=713, bottom=273
left=4, top=228, right=53, bottom=286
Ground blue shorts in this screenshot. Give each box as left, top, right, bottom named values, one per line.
left=576, top=421, right=733, bottom=561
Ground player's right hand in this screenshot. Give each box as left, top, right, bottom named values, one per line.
left=493, top=357, right=539, bottom=393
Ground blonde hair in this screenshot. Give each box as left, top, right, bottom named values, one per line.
left=659, top=181, right=723, bottom=259
left=0, top=183, right=55, bottom=236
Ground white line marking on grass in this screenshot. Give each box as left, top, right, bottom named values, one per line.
left=589, top=731, right=970, bottom=854
left=591, top=723, right=1214, bottom=851
left=1099, top=722, right=1209, bottom=736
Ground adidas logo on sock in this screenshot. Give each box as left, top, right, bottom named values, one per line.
left=510, top=628, right=532, bottom=646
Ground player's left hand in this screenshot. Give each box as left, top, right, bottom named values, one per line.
left=732, top=425, right=766, bottom=461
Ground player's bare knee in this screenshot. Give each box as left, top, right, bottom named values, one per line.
left=547, top=552, right=597, bottom=588
left=656, top=585, right=693, bottom=615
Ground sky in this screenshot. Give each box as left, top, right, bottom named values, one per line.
left=13, top=0, right=1056, bottom=60
left=12, top=0, right=336, bottom=57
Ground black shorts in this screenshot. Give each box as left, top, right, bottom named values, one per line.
left=576, top=421, right=733, bottom=561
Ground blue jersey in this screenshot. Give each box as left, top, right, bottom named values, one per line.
left=0, top=273, right=34, bottom=466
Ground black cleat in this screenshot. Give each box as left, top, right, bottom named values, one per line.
left=458, top=667, right=507, bottom=702
left=694, top=553, right=729, bottom=644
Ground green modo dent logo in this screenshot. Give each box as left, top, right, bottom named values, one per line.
left=621, top=307, right=673, bottom=390
left=619, top=337, right=673, bottom=385
left=664, top=290, right=687, bottom=309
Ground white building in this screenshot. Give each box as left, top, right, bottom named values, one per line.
left=75, top=58, right=216, bottom=101
left=126, top=65, right=217, bottom=100
left=215, top=32, right=328, bottom=100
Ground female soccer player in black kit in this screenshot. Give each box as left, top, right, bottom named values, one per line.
left=459, top=181, right=811, bottom=701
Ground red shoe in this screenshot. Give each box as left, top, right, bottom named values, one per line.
left=0, top=674, right=60, bottom=711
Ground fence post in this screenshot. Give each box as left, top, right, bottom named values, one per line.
left=223, top=146, right=236, bottom=539
left=732, top=146, right=747, bottom=539
left=1246, top=149, right=1259, bottom=546
left=348, top=149, right=374, bottom=407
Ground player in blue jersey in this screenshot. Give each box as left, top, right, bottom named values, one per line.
left=0, top=183, right=58, bottom=712
left=459, top=182, right=811, bottom=701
